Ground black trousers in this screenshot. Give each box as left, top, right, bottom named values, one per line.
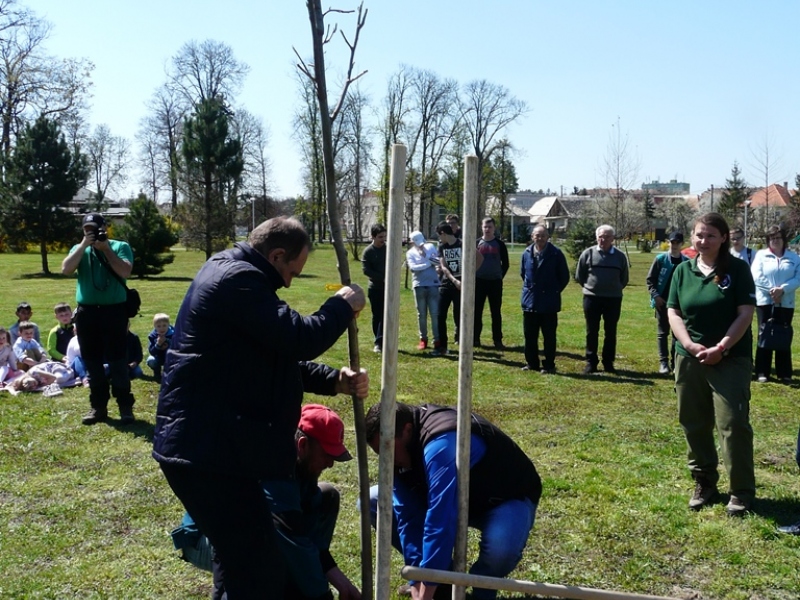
left=160, top=462, right=286, bottom=600
left=755, top=304, right=794, bottom=379
left=655, top=305, right=677, bottom=367
left=474, top=278, right=503, bottom=345
left=523, top=311, right=558, bottom=370
left=74, top=302, right=133, bottom=409
left=582, top=295, right=622, bottom=367
left=438, top=285, right=460, bottom=349
left=367, top=286, right=384, bottom=348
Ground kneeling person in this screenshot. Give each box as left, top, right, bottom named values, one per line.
left=365, top=403, right=541, bottom=600
left=173, top=404, right=361, bottom=600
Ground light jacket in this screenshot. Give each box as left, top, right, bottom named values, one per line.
left=751, top=247, right=800, bottom=308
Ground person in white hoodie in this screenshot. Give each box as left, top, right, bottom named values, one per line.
left=406, top=231, right=441, bottom=351
left=750, top=224, right=800, bottom=383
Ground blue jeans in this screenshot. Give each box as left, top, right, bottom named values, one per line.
left=366, top=485, right=536, bottom=600
left=413, top=285, right=440, bottom=342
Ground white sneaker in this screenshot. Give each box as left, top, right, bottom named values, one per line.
left=43, top=383, right=63, bottom=397
left=757, top=375, right=768, bottom=383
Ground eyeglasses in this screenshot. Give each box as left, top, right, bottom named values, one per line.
left=731, top=236, right=743, bottom=242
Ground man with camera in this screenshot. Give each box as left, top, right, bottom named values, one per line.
left=62, top=213, right=136, bottom=425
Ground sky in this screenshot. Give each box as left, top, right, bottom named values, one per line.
left=33, top=0, right=800, bottom=200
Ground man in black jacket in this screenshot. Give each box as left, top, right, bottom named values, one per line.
left=153, top=216, right=366, bottom=599
left=365, top=403, right=541, bottom=600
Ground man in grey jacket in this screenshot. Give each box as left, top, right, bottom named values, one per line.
left=575, top=224, right=629, bottom=374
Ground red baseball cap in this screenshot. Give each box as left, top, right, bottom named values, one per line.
left=299, top=404, right=352, bottom=461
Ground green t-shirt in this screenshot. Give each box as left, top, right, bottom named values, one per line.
left=667, top=256, right=756, bottom=358
left=71, top=240, right=133, bottom=306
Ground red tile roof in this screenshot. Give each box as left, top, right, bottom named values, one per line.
left=748, top=183, right=794, bottom=208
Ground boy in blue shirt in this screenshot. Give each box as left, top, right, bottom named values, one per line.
left=147, top=313, right=174, bottom=382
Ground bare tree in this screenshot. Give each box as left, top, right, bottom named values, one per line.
left=298, top=3, right=372, bottom=596
left=292, top=72, right=326, bottom=240
left=235, top=110, right=273, bottom=229
left=85, top=124, right=131, bottom=207
left=459, top=78, right=527, bottom=222
left=169, top=39, right=249, bottom=106
left=598, top=117, right=640, bottom=237
left=0, top=5, right=93, bottom=169
left=749, top=134, right=783, bottom=234
left=139, top=83, right=183, bottom=209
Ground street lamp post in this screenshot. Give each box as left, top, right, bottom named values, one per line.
left=251, top=197, right=256, bottom=232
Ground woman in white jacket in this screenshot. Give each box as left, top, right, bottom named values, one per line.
left=751, top=224, right=800, bottom=383
left=406, top=231, right=440, bottom=351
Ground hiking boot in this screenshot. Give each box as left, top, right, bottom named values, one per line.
left=82, top=408, right=108, bottom=425
left=688, top=477, right=718, bottom=511
left=659, top=361, right=670, bottom=374
left=726, top=495, right=750, bottom=517
left=119, top=406, right=135, bottom=424
left=417, top=338, right=428, bottom=350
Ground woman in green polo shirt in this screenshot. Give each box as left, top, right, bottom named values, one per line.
left=667, top=212, right=756, bottom=518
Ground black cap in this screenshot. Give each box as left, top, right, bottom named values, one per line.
left=668, top=231, right=684, bottom=243
left=436, top=221, right=454, bottom=236
left=16, top=301, right=31, bottom=311
left=82, top=213, right=106, bottom=228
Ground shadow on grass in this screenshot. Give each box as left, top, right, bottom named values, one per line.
left=16, top=272, right=73, bottom=280
left=130, top=275, right=195, bottom=283
left=109, top=418, right=156, bottom=443
left=751, top=496, right=800, bottom=524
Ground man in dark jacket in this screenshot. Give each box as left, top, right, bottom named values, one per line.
left=152, top=216, right=366, bottom=599
left=520, top=226, right=570, bottom=373
left=365, top=403, right=541, bottom=600
left=474, top=217, right=510, bottom=349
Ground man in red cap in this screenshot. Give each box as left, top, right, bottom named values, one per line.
left=173, top=404, right=362, bottom=600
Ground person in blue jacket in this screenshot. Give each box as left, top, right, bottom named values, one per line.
left=152, top=216, right=366, bottom=599
left=520, top=226, right=570, bottom=373
left=645, top=231, right=689, bottom=374
left=365, top=403, right=541, bottom=600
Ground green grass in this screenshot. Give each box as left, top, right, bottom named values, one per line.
left=1, top=245, right=800, bottom=599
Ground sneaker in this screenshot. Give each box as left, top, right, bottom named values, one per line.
left=81, top=377, right=90, bottom=388
left=82, top=408, right=108, bottom=425
left=756, top=374, right=768, bottom=383
left=372, top=344, right=382, bottom=353
left=777, top=520, right=800, bottom=535
left=431, top=347, right=448, bottom=357
left=659, top=362, right=670, bottom=374
left=582, top=364, right=598, bottom=375
left=42, top=383, right=63, bottom=398
left=726, top=495, right=750, bottom=517
left=688, top=477, right=718, bottom=511
left=521, top=364, right=536, bottom=371
left=119, top=406, right=135, bottom=424
left=540, top=368, right=556, bottom=375
left=417, top=338, right=428, bottom=350
left=781, top=377, right=793, bottom=384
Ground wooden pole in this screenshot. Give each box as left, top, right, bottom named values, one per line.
left=452, top=155, right=479, bottom=600
left=401, top=567, right=680, bottom=600
left=374, top=144, right=406, bottom=600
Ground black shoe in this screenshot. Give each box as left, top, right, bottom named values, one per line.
left=493, top=340, right=505, bottom=350
left=521, top=364, right=538, bottom=371
left=603, top=364, right=617, bottom=374
left=540, top=368, right=556, bottom=374
left=777, top=520, right=800, bottom=535
left=582, top=364, right=598, bottom=375
left=119, top=406, right=135, bottom=424
left=82, top=408, right=108, bottom=425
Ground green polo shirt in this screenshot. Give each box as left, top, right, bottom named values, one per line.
left=667, top=256, right=756, bottom=359
left=70, top=240, right=133, bottom=306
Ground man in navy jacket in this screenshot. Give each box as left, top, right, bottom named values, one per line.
left=520, top=226, right=570, bottom=373
left=153, top=216, right=366, bottom=599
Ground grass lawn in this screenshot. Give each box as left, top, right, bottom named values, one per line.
left=1, top=243, right=800, bottom=599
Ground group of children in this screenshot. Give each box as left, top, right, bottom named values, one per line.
left=0, top=301, right=175, bottom=394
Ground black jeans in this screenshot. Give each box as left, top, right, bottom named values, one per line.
left=367, top=286, right=384, bottom=348
left=523, top=311, right=558, bottom=370
left=475, top=278, right=503, bottom=345
left=160, top=462, right=285, bottom=600
left=655, top=305, right=677, bottom=367
left=438, top=285, right=460, bottom=349
left=582, top=295, right=622, bottom=367
left=75, top=302, right=133, bottom=409
left=755, top=304, right=794, bottom=379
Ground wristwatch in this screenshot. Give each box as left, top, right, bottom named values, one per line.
left=716, top=341, right=730, bottom=357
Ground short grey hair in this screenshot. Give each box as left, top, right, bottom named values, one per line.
left=596, top=224, right=615, bottom=237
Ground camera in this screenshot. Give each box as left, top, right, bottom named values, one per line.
left=96, top=228, right=108, bottom=242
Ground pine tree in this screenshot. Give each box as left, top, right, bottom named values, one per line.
left=718, top=161, right=749, bottom=226
left=115, top=194, right=179, bottom=277
left=3, top=115, right=88, bottom=273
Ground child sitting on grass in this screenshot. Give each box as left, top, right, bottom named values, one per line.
left=13, top=321, right=48, bottom=369
left=0, top=326, right=19, bottom=385
left=147, top=313, right=174, bottom=382
left=47, top=302, right=74, bottom=363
